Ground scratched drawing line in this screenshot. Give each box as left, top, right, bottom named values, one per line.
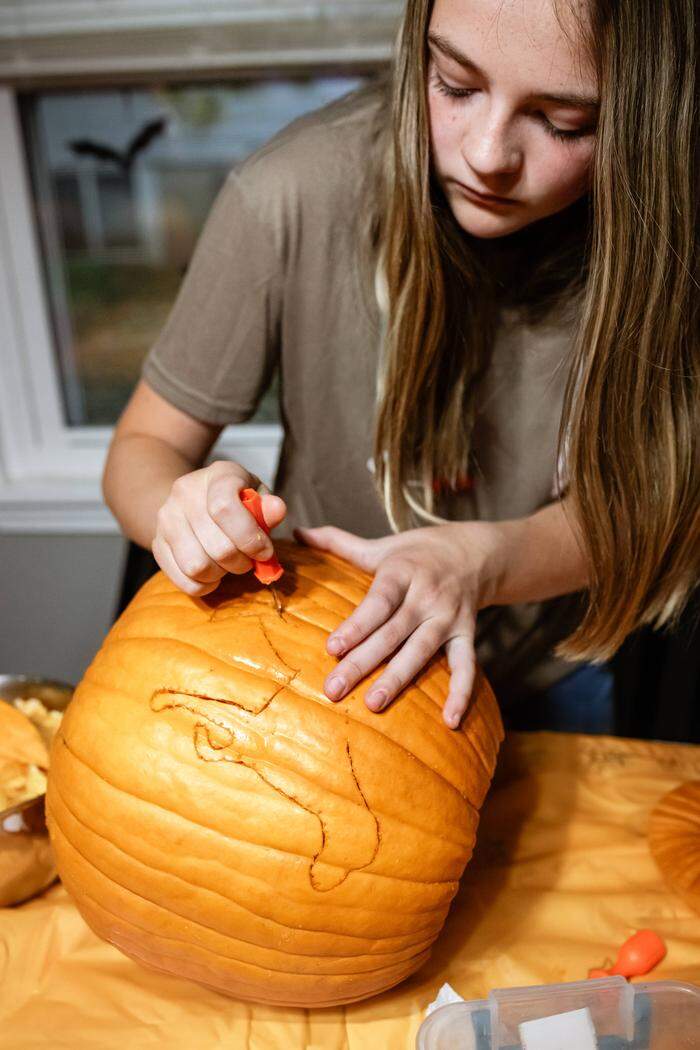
left=150, top=688, right=380, bottom=892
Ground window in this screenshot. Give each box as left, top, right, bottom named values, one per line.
left=21, top=77, right=365, bottom=427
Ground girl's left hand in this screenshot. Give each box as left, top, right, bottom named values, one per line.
left=294, top=522, right=500, bottom=729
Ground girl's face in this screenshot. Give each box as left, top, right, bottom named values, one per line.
left=428, top=0, right=598, bottom=239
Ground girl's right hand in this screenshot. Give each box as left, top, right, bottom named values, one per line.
left=152, top=460, right=287, bottom=597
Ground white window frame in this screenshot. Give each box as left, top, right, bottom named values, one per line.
left=0, top=88, right=283, bottom=533
left=0, top=4, right=397, bottom=534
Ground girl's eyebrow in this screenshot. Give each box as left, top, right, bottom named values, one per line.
left=427, top=31, right=599, bottom=110
left=428, top=32, right=486, bottom=79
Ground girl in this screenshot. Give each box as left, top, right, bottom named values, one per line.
left=103, top=0, right=698, bottom=730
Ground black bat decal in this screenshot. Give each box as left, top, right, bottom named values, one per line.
left=67, top=117, right=168, bottom=175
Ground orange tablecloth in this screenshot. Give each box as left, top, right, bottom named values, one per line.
left=2, top=732, right=700, bottom=1049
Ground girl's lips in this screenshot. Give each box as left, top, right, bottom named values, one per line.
left=453, top=180, right=519, bottom=207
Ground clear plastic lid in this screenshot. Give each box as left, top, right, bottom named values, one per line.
left=416, top=976, right=700, bottom=1049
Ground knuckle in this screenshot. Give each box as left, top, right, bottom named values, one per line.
left=417, top=636, right=438, bottom=663
left=342, top=656, right=365, bottom=684
left=341, top=620, right=363, bottom=646
left=208, top=540, right=237, bottom=564
left=383, top=621, right=406, bottom=653
left=171, top=475, right=190, bottom=498
left=381, top=669, right=405, bottom=694
left=155, top=506, right=170, bottom=535
left=181, top=556, right=211, bottom=579
left=415, top=576, right=442, bottom=606
left=207, top=490, right=232, bottom=520
left=370, top=581, right=400, bottom=616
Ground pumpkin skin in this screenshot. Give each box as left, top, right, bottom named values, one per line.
left=649, top=780, right=700, bottom=916
left=46, top=541, right=503, bottom=1008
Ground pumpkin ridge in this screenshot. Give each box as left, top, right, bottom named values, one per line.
left=71, top=884, right=433, bottom=1006
left=105, top=602, right=498, bottom=807
left=99, top=634, right=298, bottom=691
left=49, top=770, right=442, bottom=952
left=56, top=734, right=461, bottom=894
left=57, top=840, right=437, bottom=978
left=247, top=598, right=501, bottom=793
left=49, top=786, right=445, bottom=970
left=291, top=565, right=375, bottom=609
left=148, top=687, right=470, bottom=852
left=80, top=666, right=484, bottom=824
left=73, top=879, right=437, bottom=985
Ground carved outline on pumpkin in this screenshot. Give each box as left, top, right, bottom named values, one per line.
left=52, top=735, right=454, bottom=942
left=116, top=569, right=499, bottom=805
left=78, top=660, right=477, bottom=851
left=193, top=587, right=498, bottom=800
left=207, top=590, right=286, bottom=624
left=150, top=686, right=381, bottom=893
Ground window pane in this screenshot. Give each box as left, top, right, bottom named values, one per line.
left=21, top=77, right=367, bottom=426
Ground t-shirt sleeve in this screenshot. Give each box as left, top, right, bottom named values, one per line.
left=141, top=170, right=282, bottom=425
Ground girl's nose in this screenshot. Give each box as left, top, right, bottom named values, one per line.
left=462, top=111, right=522, bottom=179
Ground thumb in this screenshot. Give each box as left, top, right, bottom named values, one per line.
left=294, top=526, right=378, bottom=573
left=260, top=494, right=287, bottom=532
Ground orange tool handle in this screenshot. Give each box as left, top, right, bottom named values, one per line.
left=240, top=488, right=284, bottom=585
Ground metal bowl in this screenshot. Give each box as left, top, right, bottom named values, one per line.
left=0, top=676, right=74, bottom=907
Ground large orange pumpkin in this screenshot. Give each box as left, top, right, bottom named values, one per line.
left=47, top=542, right=503, bottom=1008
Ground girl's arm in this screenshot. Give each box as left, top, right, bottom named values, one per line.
left=103, top=379, right=286, bottom=594
left=477, top=498, right=588, bottom=607
left=103, top=380, right=222, bottom=550
left=297, top=500, right=588, bottom=728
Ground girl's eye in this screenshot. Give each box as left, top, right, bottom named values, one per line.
left=431, top=72, right=476, bottom=101
left=539, top=115, right=595, bottom=142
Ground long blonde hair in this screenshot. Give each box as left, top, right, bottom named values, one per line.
left=371, top=0, right=698, bottom=660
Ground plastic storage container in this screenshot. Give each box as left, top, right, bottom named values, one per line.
left=416, top=976, right=700, bottom=1049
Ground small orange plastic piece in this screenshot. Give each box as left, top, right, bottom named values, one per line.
left=588, top=930, right=667, bottom=980
left=240, top=488, right=284, bottom=585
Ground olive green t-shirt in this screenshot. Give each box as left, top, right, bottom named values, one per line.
left=142, top=87, right=583, bottom=703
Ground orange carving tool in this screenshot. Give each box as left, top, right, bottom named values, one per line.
left=240, top=488, right=284, bottom=595
left=588, top=930, right=667, bottom=980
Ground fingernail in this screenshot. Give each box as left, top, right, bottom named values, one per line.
left=325, top=676, right=346, bottom=701
left=366, top=689, right=388, bottom=711
left=327, top=637, right=344, bottom=656
left=446, top=708, right=462, bottom=729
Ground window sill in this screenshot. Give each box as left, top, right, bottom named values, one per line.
left=0, top=424, right=283, bottom=535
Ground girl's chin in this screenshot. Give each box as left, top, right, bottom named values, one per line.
left=449, top=197, right=535, bottom=240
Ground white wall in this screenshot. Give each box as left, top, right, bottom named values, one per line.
left=0, top=533, right=126, bottom=686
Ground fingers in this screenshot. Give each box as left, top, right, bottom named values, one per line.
left=363, top=619, right=446, bottom=711
left=325, top=614, right=445, bottom=711
left=188, top=513, right=253, bottom=576
left=205, top=472, right=276, bottom=561
left=294, top=525, right=381, bottom=574
left=260, top=494, right=287, bottom=531
left=443, top=632, right=477, bottom=730
left=326, top=570, right=408, bottom=656
left=156, top=510, right=227, bottom=585
left=152, top=534, right=220, bottom=598
left=324, top=600, right=416, bottom=701
left=154, top=461, right=289, bottom=597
